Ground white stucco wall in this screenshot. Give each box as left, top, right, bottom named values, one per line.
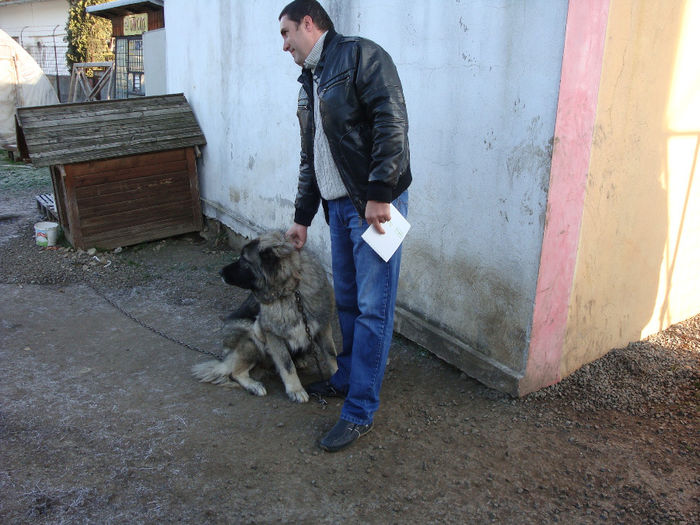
left=0, top=0, right=68, bottom=35
left=0, top=0, right=70, bottom=75
left=165, top=0, right=568, bottom=382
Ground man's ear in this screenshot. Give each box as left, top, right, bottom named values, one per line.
left=302, top=14, right=313, bottom=31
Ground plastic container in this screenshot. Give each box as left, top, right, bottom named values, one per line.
left=34, top=221, right=60, bottom=247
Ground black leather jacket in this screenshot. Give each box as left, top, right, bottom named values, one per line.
left=294, top=29, right=412, bottom=226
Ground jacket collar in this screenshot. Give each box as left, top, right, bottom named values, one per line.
left=298, top=28, right=339, bottom=84
left=315, top=28, right=338, bottom=73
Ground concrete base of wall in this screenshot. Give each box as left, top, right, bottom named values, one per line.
left=201, top=199, right=264, bottom=241
left=393, top=306, right=523, bottom=397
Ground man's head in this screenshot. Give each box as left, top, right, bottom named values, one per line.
left=279, top=0, right=334, bottom=66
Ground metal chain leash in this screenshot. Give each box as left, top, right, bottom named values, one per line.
left=85, top=280, right=224, bottom=361
left=83, top=282, right=322, bottom=371
left=85, top=281, right=328, bottom=405
left=294, top=290, right=325, bottom=377
left=295, top=290, right=314, bottom=344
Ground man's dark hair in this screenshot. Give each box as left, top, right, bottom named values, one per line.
left=279, top=0, right=334, bottom=32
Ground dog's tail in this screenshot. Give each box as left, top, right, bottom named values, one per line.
left=191, top=360, right=239, bottom=387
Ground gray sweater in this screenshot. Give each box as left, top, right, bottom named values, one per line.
left=303, top=32, right=348, bottom=201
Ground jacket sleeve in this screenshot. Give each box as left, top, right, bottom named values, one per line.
left=294, top=84, right=321, bottom=226
left=354, top=43, right=410, bottom=203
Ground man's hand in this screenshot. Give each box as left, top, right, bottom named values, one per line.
left=286, top=223, right=308, bottom=249
left=365, top=200, right=391, bottom=234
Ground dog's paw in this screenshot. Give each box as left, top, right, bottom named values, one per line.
left=287, top=387, right=309, bottom=403
left=242, top=381, right=267, bottom=397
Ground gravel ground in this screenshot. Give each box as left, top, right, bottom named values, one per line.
left=0, top=156, right=698, bottom=523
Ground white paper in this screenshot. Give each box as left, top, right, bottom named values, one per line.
left=361, top=203, right=411, bottom=262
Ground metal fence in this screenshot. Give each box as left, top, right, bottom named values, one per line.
left=0, top=25, right=71, bottom=101
left=15, top=26, right=70, bottom=77
left=23, top=40, right=69, bottom=77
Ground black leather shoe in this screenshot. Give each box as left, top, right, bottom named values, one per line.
left=305, top=379, right=346, bottom=398
left=319, top=419, right=373, bottom=452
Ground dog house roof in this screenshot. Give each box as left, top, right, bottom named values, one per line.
left=15, top=93, right=206, bottom=167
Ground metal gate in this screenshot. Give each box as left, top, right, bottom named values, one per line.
left=114, top=36, right=144, bottom=98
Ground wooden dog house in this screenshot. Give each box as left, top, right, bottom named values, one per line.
left=16, top=93, right=206, bottom=249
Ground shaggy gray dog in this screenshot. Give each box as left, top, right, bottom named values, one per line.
left=192, top=231, right=337, bottom=402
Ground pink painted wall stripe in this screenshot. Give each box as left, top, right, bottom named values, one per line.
left=521, top=0, right=611, bottom=394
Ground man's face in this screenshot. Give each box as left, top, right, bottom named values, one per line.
left=280, top=15, right=316, bottom=66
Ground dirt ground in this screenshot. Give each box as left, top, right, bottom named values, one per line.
left=0, top=156, right=698, bottom=524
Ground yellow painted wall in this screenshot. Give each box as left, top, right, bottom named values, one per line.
left=562, top=0, right=700, bottom=376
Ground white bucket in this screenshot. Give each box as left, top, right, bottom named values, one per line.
left=34, top=221, right=60, bottom=247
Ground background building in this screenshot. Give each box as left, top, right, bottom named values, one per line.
left=86, top=0, right=164, bottom=98
left=0, top=0, right=70, bottom=101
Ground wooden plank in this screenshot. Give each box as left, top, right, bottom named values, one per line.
left=62, top=165, right=84, bottom=248
left=21, top=118, right=200, bottom=142
left=79, top=198, right=194, bottom=231
left=21, top=121, right=201, bottom=148
left=89, top=212, right=197, bottom=238
left=25, top=132, right=203, bottom=164
left=17, top=94, right=187, bottom=118
left=77, top=182, right=192, bottom=209
left=76, top=179, right=188, bottom=207
left=61, top=156, right=189, bottom=183
left=80, top=219, right=196, bottom=250
left=74, top=172, right=189, bottom=201
left=81, top=221, right=198, bottom=250
left=19, top=96, right=190, bottom=119
left=76, top=184, right=191, bottom=217
left=20, top=119, right=201, bottom=145
left=76, top=177, right=190, bottom=211
left=80, top=211, right=194, bottom=239
left=50, top=166, right=70, bottom=228
left=73, top=61, right=113, bottom=68
left=19, top=105, right=195, bottom=130
left=23, top=121, right=203, bottom=150
left=76, top=70, right=92, bottom=101
left=29, top=135, right=206, bottom=167
left=72, top=161, right=188, bottom=187
left=19, top=100, right=190, bottom=129
left=80, top=203, right=194, bottom=236
left=71, top=162, right=189, bottom=191
left=66, top=149, right=186, bottom=176
left=67, top=67, right=78, bottom=103
left=35, top=193, right=59, bottom=221
left=14, top=115, right=29, bottom=160
left=185, top=147, right=204, bottom=230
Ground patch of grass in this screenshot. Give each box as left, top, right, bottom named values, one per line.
left=0, top=152, right=51, bottom=192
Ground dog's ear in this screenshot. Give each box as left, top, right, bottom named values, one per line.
left=259, top=246, right=281, bottom=274
left=262, top=240, right=294, bottom=260
left=259, top=233, right=295, bottom=274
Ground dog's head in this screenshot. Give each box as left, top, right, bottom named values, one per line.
left=220, top=231, right=301, bottom=299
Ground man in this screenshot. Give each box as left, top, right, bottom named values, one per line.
left=279, top=0, right=412, bottom=452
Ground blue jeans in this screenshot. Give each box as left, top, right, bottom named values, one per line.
left=327, top=192, right=408, bottom=425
